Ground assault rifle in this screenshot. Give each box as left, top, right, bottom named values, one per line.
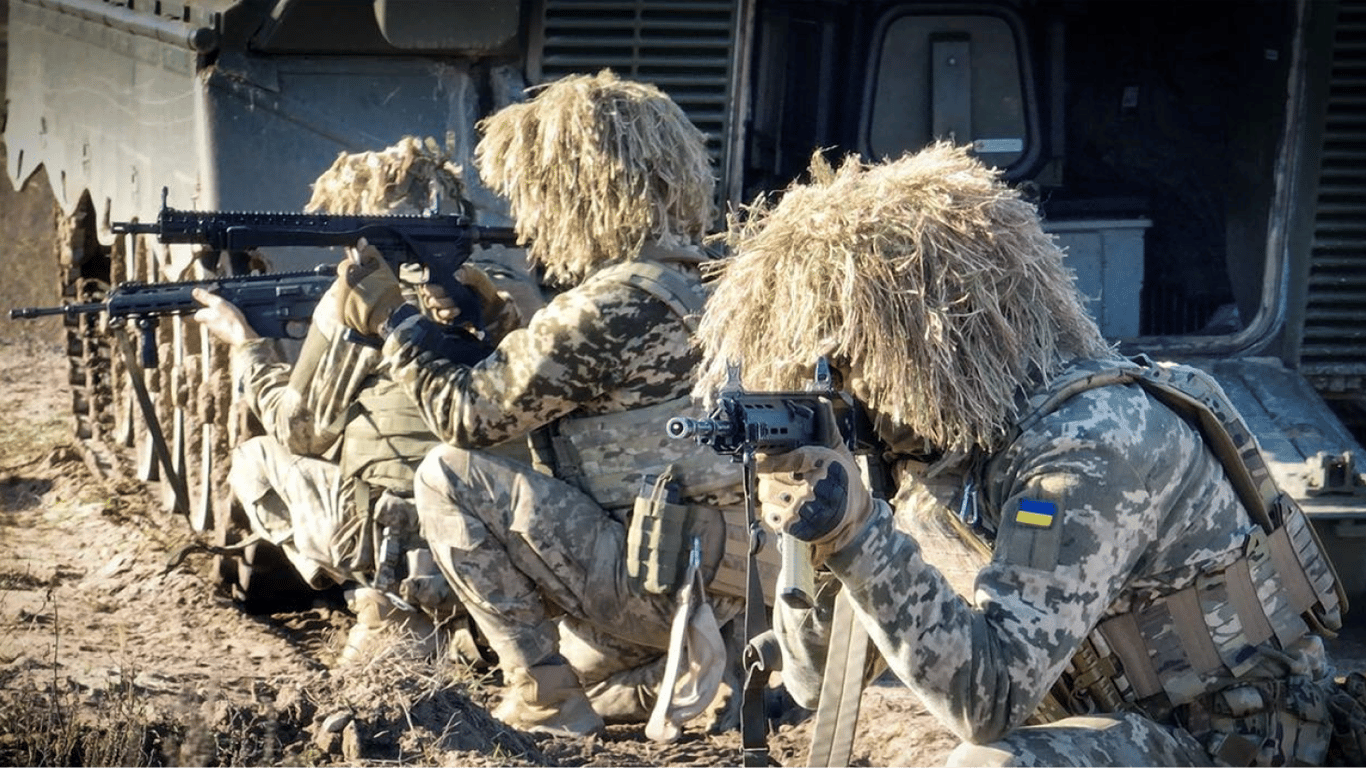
left=110, top=187, right=520, bottom=334
left=666, top=358, right=884, bottom=767
left=10, top=266, right=345, bottom=517
left=11, top=266, right=335, bottom=368
left=666, top=358, right=883, bottom=606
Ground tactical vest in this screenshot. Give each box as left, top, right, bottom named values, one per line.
left=288, top=320, right=439, bottom=496
left=339, top=374, right=439, bottom=494
left=1004, top=357, right=1345, bottom=764
left=529, top=256, right=781, bottom=602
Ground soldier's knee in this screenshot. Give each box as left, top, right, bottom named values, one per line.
left=413, top=447, right=494, bottom=552
left=228, top=436, right=281, bottom=501
left=413, top=444, right=467, bottom=507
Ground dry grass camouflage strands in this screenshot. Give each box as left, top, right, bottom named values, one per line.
left=475, top=69, right=715, bottom=286
left=305, top=135, right=467, bottom=216
left=695, top=142, right=1111, bottom=455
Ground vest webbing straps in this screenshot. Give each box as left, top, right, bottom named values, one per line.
left=593, top=256, right=707, bottom=333
left=1023, top=359, right=1345, bottom=721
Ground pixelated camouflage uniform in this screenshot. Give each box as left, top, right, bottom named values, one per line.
left=228, top=317, right=442, bottom=591
left=228, top=250, right=539, bottom=597
left=387, top=244, right=752, bottom=719
left=777, top=357, right=1342, bottom=767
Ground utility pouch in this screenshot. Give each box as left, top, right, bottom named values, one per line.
left=627, top=469, right=693, bottom=595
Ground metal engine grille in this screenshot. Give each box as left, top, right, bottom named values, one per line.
left=1302, top=0, right=1366, bottom=389
left=533, top=1, right=741, bottom=181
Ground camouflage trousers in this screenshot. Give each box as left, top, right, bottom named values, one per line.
left=229, top=435, right=367, bottom=588
left=946, top=711, right=1213, bottom=767
left=413, top=445, right=742, bottom=691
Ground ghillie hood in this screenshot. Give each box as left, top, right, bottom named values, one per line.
left=306, top=135, right=467, bottom=216
left=695, top=142, right=1112, bottom=455
left=475, top=69, right=715, bottom=286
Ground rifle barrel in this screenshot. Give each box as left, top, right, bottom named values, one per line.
left=10, top=303, right=104, bottom=320
left=110, top=221, right=160, bottom=236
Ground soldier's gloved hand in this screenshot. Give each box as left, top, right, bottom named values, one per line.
left=335, top=238, right=406, bottom=337
left=756, top=444, right=873, bottom=560
left=417, top=264, right=521, bottom=340
left=191, top=288, right=261, bottom=346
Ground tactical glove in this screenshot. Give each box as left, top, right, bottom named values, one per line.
left=418, top=263, right=522, bottom=341
left=335, top=240, right=406, bottom=338
left=756, top=444, right=873, bottom=561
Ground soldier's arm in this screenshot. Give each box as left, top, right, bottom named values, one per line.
left=230, top=339, right=293, bottom=432
left=821, top=388, right=1199, bottom=743
left=381, top=274, right=689, bottom=448
left=231, top=319, right=381, bottom=456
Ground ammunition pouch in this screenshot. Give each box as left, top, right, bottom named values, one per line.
left=625, top=469, right=781, bottom=605
left=628, top=469, right=704, bottom=595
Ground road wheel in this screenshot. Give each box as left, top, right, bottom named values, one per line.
left=211, top=489, right=317, bottom=614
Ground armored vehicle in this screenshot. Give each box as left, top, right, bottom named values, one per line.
left=7, top=0, right=1365, bottom=617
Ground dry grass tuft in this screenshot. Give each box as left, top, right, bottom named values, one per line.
left=476, top=68, right=714, bottom=286
left=0, top=592, right=306, bottom=767
left=322, top=621, right=540, bottom=765
left=696, top=143, right=1112, bottom=454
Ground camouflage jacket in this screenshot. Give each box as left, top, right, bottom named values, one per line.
left=232, top=308, right=437, bottom=492
left=232, top=324, right=378, bottom=459
left=775, top=357, right=1274, bottom=744
left=380, top=251, right=704, bottom=450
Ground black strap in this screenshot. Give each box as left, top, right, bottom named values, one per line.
left=117, top=329, right=189, bottom=517
left=740, top=449, right=775, bottom=766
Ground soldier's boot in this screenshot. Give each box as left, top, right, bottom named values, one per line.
left=491, top=656, right=605, bottom=737
left=442, top=614, right=498, bottom=672
left=582, top=657, right=662, bottom=724
left=339, top=587, right=438, bottom=666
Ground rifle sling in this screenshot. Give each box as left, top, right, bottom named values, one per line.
left=117, top=330, right=190, bottom=516
left=807, top=588, right=868, bottom=767
left=741, top=453, right=773, bottom=767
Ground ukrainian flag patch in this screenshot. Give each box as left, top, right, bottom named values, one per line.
left=1016, top=498, right=1057, bottom=527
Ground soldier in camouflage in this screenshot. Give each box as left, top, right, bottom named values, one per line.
left=193, top=138, right=537, bottom=665
left=332, top=70, right=760, bottom=737
left=692, top=143, right=1357, bottom=766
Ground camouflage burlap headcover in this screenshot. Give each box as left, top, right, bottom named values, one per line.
left=474, top=69, right=715, bottom=287
left=695, top=143, right=1112, bottom=455
left=306, top=135, right=467, bottom=217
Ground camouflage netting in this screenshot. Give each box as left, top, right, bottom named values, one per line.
left=475, top=68, right=715, bottom=286
left=306, top=136, right=467, bottom=216
left=695, top=143, right=1113, bottom=455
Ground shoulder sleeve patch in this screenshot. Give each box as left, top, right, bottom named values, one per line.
left=997, top=494, right=1065, bottom=570
left=1016, top=498, right=1057, bottom=527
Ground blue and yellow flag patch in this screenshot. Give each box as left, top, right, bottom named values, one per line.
left=1016, top=498, right=1057, bottom=527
